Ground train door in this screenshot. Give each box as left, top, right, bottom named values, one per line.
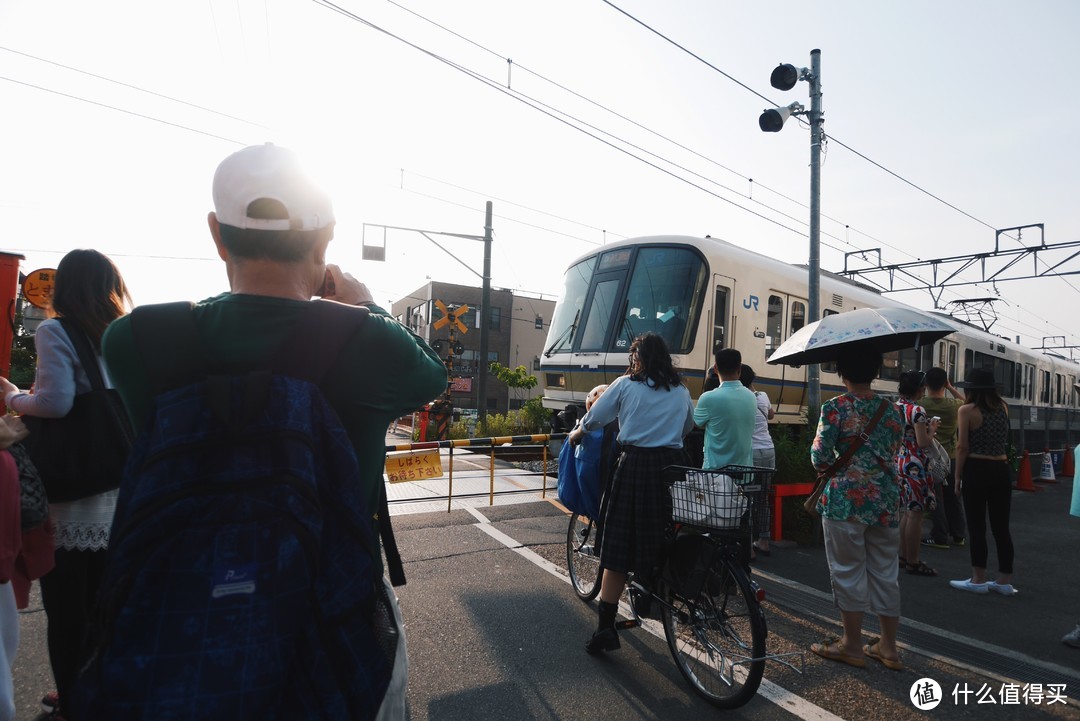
left=765, top=292, right=808, bottom=408
left=707, top=278, right=734, bottom=365
left=936, top=339, right=959, bottom=382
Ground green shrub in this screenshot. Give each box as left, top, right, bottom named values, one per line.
left=770, top=422, right=817, bottom=485
left=520, top=397, right=552, bottom=434
left=478, top=412, right=516, bottom=438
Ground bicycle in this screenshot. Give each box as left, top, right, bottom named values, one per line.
left=566, top=464, right=802, bottom=709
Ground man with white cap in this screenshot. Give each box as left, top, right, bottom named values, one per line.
left=97, top=143, right=447, bottom=718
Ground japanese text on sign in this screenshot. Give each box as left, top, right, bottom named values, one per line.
left=385, top=450, right=444, bottom=483
left=22, top=268, right=57, bottom=310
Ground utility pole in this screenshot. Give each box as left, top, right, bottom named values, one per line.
left=807, top=49, right=823, bottom=414
left=363, top=204, right=494, bottom=424
left=760, top=49, right=823, bottom=415
left=477, top=201, right=493, bottom=427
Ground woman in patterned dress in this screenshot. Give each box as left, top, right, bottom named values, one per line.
left=809, top=345, right=906, bottom=670
left=895, top=371, right=941, bottom=577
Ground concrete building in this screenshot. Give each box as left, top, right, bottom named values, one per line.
left=391, top=281, right=556, bottom=414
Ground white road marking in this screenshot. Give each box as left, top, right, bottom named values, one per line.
left=467, top=506, right=843, bottom=721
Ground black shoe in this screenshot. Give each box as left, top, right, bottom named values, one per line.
left=585, top=627, right=620, bottom=654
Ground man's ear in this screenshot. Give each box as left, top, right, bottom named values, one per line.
left=208, top=212, right=228, bottom=261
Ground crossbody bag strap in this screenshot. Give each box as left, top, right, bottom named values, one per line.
left=57, top=318, right=107, bottom=392
left=818, top=398, right=890, bottom=480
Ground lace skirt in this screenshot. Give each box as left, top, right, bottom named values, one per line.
left=49, top=489, right=119, bottom=551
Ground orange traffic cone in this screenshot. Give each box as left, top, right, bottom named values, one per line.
left=1037, top=450, right=1059, bottom=483
left=1015, top=449, right=1041, bottom=492
left=1064, top=446, right=1075, bottom=478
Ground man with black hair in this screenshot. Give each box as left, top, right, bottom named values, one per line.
left=694, top=348, right=755, bottom=469
left=100, top=143, right=447, bottom=719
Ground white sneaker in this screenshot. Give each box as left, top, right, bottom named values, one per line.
left=1063, top=624, right=1080, bottom=648
left=988, top=581, right=1018, bottom=595
left=949, top=578, right=989, bottom=594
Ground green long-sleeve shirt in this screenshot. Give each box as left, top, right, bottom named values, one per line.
left=102, top=292, right=448, bottom=524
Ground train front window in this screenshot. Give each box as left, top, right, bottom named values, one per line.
left=544, top=257, right=595, bottom=355
left=619, top=247, right=706, bottom=354
left=579, top=279, right=620, bottom=351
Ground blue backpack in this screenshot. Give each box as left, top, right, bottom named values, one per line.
left=73, top=301, right=404, bottom=721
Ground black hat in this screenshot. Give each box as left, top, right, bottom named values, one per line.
left=955, top=368, right=997, bottom=390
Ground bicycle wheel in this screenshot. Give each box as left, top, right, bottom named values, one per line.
left=566, top=513, right=602, bottom=601
left=660, top=555, right=766, bottom=709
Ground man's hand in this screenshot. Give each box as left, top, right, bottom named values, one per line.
left=568, top=426, right=584, bottom=446
left=322, top=264, right=375, bottom=306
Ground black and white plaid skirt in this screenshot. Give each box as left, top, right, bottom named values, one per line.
left=598, top=445, right=689, bottom=575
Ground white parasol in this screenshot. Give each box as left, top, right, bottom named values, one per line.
left=766, top=307, right=956, bottom=366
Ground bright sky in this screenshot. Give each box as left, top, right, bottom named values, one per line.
left=2, top=1, right=1078, bottom=352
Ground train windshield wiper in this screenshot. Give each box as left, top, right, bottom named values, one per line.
left=544, top=309, right=580, bottom=357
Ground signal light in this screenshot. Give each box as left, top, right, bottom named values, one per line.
left=770, top=63, right=800, bottom=91
left=758, top=102, right=804, bottom=133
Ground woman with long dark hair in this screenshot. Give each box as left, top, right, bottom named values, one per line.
left=567, top=332, right=694, bottom=654
left=950, top=368, right=1016, bottom=595
left=0, top=249, right=131, bottom=719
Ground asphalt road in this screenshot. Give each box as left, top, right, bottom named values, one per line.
left=10, top=463, right=1080, bottom=720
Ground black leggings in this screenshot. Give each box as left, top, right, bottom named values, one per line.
left=960, top=457, right=1014, bottom=574
left=39, top=548, right=108, bottom=718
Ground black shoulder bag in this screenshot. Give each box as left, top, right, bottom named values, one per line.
left=22, top=318, right=135, bottom=503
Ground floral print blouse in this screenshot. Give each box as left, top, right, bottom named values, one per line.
left=811, top=392, right=906, bottom=527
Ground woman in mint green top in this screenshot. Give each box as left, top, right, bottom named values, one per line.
left=807, top=345, right=906, bottom=672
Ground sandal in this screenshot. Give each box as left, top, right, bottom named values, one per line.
left=864, top=640, right=904, bottom=671
left=906, top=560, right=938, bottom=577
left=810, top=637, right=866, bottom=668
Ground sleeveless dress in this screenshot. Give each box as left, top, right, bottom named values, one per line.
left=896, top=398, right=935, bottom=512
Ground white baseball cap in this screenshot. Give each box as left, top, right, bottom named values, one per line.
left=212, top=143, right=334, bottom=232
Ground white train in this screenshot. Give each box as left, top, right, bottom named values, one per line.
left=540, top=235, right=1080, bottom=450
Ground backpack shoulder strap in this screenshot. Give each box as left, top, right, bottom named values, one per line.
left=270, top=300, right=407, bottom=587
left=130, top=302, right=210, bottom=396
left=269, top=300, right=369, bottom=382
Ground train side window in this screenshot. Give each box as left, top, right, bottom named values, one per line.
left=790, top=300, right=806, bottom=335
left=1056, top=373, right=1065, bottom=405
left=765, top=295, right=783, bottom=358
left=820, top=309, right=839, bottom=374
left=1040, top=370, right=1051, bottom=404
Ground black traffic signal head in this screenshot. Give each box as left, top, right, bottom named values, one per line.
left=770, top=63, right=800, bottom=91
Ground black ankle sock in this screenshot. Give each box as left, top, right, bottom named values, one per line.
left=597, top=600, right=618, bottom=630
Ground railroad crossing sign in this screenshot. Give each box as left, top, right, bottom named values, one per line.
left=22, top=268, right=56, bottom=310
left=432, top=300, right=469, bottom=334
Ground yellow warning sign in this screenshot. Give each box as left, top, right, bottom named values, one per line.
left=22, top=268, right=56, bottom=310
left=385, top=449, right=444, bottom=483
